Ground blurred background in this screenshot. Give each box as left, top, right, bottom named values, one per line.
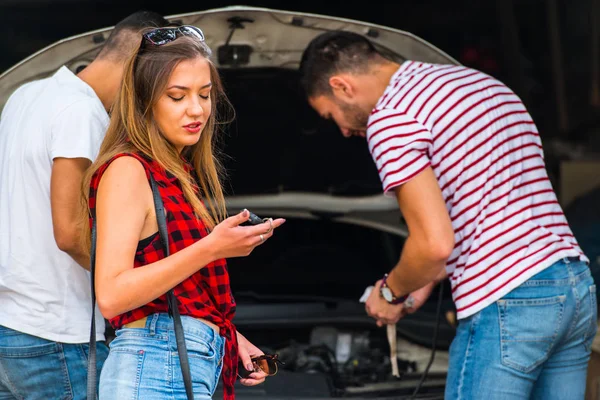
left=3, top=0, right=597, bottom=279
left=1, top=0, right=600, bottom=397
left=1, top=0, right=598, bottom=142
left=2, top=2, right=599, bottom=292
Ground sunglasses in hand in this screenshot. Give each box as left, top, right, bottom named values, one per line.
left=237, top=354, right=284, bottom=379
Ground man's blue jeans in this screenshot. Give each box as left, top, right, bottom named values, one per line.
left=446, top=258, right=597, bottom=399
left=0, top=325, right=108, bottom=399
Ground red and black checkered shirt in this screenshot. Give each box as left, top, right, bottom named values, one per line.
left=89, top=152, right=238, bottom=400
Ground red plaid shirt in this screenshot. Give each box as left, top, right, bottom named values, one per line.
left=89, top=152, right=238, bottom=399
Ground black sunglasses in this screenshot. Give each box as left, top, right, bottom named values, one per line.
left=142, top=25, right=205, bottom=46
left=237, top=354, right=285, bottom=379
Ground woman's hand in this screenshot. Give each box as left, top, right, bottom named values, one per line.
left=206, top=209, right=285, bottom=259
left=236, top=331, right=267, bottom=386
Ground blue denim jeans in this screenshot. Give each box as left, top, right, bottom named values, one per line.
left=99, top=313, right=225, bottom=400
left=0, top=325, right=108, bottom=400
left=446, top=258, right=597, bottom=399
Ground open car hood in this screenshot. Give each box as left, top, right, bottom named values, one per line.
left=0, top=6, right=459, bottom=234
left=0, top=5, right=458, bottom=99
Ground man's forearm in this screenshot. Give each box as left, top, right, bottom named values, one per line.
left=51, top=157, right=92, bottom=272
left=62, top=246, right=91, bottom=271
left=387, top=235, right=447, bottom=297
left=54, top=224, right=91, bottom=271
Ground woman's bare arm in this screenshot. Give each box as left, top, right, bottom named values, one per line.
left=94, top=156, right=283, bottom=319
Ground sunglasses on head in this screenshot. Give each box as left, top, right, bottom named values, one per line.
left=142, top=25, right=205, bottom=46
left=237, top=354, right=284, bottom=379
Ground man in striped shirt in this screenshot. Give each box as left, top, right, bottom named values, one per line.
left=300, top=31, right=596, bottom=399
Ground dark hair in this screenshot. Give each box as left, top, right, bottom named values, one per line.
left=299, top=30, right=383, bottom=98
left=97, top=10, right=171, bottom=61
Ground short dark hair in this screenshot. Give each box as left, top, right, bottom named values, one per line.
left=97, top=10, right=171, bottom=61
left=299, top=30, right=383, bottom=98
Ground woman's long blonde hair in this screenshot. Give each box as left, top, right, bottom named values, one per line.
left=80, top=31, right=233, bottom=255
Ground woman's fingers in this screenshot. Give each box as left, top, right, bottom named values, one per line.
left=245, top=218, right=285, bottom=247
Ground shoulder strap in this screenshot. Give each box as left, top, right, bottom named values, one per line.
left=149, top=174, right=195, bottom=400
left=86, top=222, right=98, bottom=399
left=87, top=174, right=194, bottom=400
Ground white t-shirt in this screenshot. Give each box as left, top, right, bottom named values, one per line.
left=0, top=66, right=108, bottom=343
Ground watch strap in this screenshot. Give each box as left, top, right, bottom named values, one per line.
left=381, top=273, right=408, bottom=305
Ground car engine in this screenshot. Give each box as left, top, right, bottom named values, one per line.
left=228, top=324, right=448, bottom=399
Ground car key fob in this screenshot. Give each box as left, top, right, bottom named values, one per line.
left=240, top=210, right=263, bottom=226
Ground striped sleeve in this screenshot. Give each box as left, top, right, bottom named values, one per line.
left=366, top=109, right=433, bottom=194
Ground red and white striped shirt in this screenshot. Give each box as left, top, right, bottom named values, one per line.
left=367, top=61, right=587, bottom=319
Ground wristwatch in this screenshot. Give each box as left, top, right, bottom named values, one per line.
left=380, top=273, right=408, bottom=305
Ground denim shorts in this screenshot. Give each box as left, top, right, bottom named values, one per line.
left=99, top=313, right=225, bottom=400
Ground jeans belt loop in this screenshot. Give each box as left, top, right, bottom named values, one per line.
left=564, top=258, right=577, bottom=284
left=149, top=313, right=159, bottom=335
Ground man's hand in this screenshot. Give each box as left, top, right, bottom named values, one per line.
left=365, top=280, right=404, bottom=327
left=236, top=331, right=267, bottom=386
left=366, top=280, right=440, bottom=327
left=397, top=281, right=436, bottom=320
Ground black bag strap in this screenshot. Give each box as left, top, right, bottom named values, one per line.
left=149, top=174, right=194, bottom=400
left=86, top=221, right=98, bottom=400
left=87, top=174, right=194, bottom=400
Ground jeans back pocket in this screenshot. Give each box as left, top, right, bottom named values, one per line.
left=0, top=340, right=72, bottom=400
left=497, top=294, right=566, bottom=373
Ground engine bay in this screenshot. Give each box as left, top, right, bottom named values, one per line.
left=217, top=324, right=448, bottom=399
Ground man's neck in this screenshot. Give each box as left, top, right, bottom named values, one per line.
left=77, top=60, right=123, bottom=112
left=361, top=61, right=402, bottom=110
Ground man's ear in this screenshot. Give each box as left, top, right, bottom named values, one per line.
left=329, top=75, right=354, bottom=100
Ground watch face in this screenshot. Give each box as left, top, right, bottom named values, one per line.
left=381, top=287, right=394, bottom=302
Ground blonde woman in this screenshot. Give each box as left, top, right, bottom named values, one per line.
left=81, top=25, right=284, bottom=399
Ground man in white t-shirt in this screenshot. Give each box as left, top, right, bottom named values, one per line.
left=300, top=31, right=596, bottom=399
left=0, top=11, right=169, bottom=399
